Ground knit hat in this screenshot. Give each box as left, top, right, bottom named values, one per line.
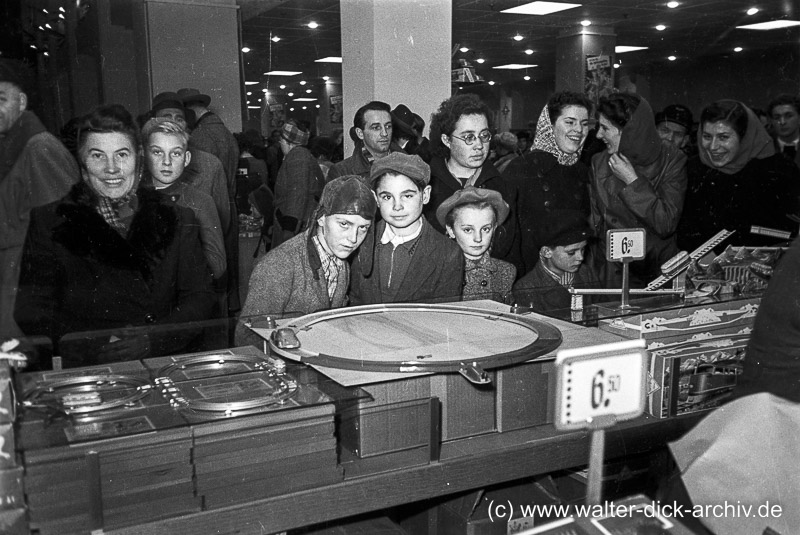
left=369, top=152, right=430, bottom=186
left=436, top=187, right=510, bottom=229
left=317, top=175, right=377, bottom=221
left=539, top=210, right=591, bottom=248
left=281, top=120, right=310, bottom=146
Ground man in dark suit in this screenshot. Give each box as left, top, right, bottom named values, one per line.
left=768, top=93, right=800, bottom=170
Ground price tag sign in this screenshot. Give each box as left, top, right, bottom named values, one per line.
left=553, top=340, right=648, bottom=431
left=606, top=228, right=646, bottom=262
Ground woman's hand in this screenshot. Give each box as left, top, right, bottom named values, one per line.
left=609, top=153, right=638, bottom=185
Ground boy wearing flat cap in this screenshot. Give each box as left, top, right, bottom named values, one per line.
left=512, top=210, right=597, bottom=313
left=436, top=187, right=516, bottom=300
left=350, top=153, right=464, bottom=305
left=236, top=175, right=376, bottom=345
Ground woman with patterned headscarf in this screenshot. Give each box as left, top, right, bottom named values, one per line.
left=505, top=91, right=594, bottom=276
left=15, top=104, right=216, bottom=368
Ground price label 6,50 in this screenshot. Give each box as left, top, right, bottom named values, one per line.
left=553, top=340, right=647, bottom=431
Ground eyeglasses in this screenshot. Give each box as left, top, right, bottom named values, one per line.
left=450, top=131, right=492, bottom=146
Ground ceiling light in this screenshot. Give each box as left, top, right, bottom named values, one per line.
left=241, top=47, right=251, bottom=53
left=293, top=98, right=317, bottom=102
left=616, top=46, right=649, bottom=53
left=501, top=1, right=581, bottom=15
left=316, top=105, right=320, bottom=109
left=322, top=76, right=330, bottom=81
left=262, top=88, right=269, bottom=93
left=288, top=92, right=294, bottom=97
left=279, top=85, right=286, bottom=89
left=302, top=106, right=307, bottom=110
left=307, top=21, right=318, bottom=29
left=245, top=81, right=258, bottom=85
left=257, top=98, right=261, bottom=102
left=734, top=46, right=743, bottom=52
left=459, top=47, right=469, bottom=53
left=315, top=57, right=342, bottom=63
left=656, top=24, right=666, bottom=31
left=747, top=7, right=759, bottom=15
left=58, top=14, right=64, bottom=19
left=580, top=20, right=591, bottom=27
left=248, top=106, right=259, bottom=109
left=737, top=20, right=800, bottom=30
left=43, top=51, right=49, bottom=57
left=524, top=75, right=531, bottom=80
left=493, top=64, right=538, bottom=69
left=59, top=6, right=65, bottom=12
left=290, top=108, right=295, bottom=111
left=668, top=55, right=677, bottom=61
left=476, top=58, right=485, bottom=64
left=306, top=89, right=312, bottom=93
left=613, top=63, right=620, bottom=69
left=667, top=1, right=679, bottom=7
left=271, top=36, right=281, bottom=42
left=524, top=49, right=534, bottom=55
left=299, top=81, right=306, bottom=85
left=264, top=71, right=302, bottom=76
left=246, top=91, right=252, bottom=95
left=513, top=34, right=524, bottom=41
left=45, top=23, right=52, bottom=29
left=488, top=81, right=495, bottom=85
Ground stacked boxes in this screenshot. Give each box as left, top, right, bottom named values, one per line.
left=598, top=297, right=760, bottom=417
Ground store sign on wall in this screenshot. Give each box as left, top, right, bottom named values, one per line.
left=553, top=340, right=648, bottom=431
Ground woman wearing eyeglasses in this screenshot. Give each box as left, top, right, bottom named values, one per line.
left=425, top=94, right=522, bottom=274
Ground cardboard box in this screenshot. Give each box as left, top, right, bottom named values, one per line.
left=647, top=330, right=748, bottom=418
left=598, top=297, right=760, bottom=343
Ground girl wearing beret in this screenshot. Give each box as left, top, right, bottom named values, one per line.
left=437, top=187, right=516, bottom=301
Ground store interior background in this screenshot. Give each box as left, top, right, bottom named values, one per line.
left=1, top=0, right=798, bottom=143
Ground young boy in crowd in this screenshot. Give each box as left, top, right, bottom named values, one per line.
left=512, top=210, right=595, bottom=313
left=142, top=118, right=227, bottom=281
left=349, top=152, right=464, bottom=304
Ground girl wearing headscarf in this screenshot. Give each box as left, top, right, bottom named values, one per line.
left=590, top=93, right=687, bottom=285
left=505, top=91, right=593, bottom=276
left=678, top=100, right=800, bottom=252
left=15, top=104, right=216, bottom=367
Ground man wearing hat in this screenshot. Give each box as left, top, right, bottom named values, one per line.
left=655, top=104, right=694, bottom=153
left=0, top=60, right=78, bottom=336
left=329, top=101, right=395, bottom=181
left=235, top=175, right=377, bottom=346
left=177, top=87, right=239, bottom=192
left=349, top=152, right=464, bottom=305
left=512, top=210, right=597, bottom=313
left=391, top=104, right=419, bottom=153
left=271, top=120, right=325, bottom=248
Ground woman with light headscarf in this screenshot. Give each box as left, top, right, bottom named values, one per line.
left=678, top=100, right=800, bottom=252
left=505, top=91, right=593, bottom=276
left=15, top=104, right=216, bottom=368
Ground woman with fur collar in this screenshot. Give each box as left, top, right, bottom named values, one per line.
left=15, top=104, right=216, bottom=368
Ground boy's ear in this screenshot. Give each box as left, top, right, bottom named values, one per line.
left=184, top=149, right=192, bottom=167
left=421, top=184, right=432, bottom=205
left=540, top=246, right=553, bottom=259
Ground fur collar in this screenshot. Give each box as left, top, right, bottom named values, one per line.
left=52, top=182, right=179, bottom=279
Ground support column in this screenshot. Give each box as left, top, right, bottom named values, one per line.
left=555, top=26, right=616, bottom=105
left=340, top=0, right=452, bottom=155
left=136, top=0, right=242, bottom=131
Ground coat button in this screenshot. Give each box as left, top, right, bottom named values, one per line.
left=544, top=201, right=551, bottom=207
left=542, top=184, right=550, bottom=192
left=144, top=314, right=156, bottom=324
left=481, top=280, right=488, bottom=287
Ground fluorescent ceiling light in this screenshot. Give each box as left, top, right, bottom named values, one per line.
left=293, top=98, right=317, bottom=102
left=244, top=81, right=259, bottom=85
left=315, top=57, right=342, bottom=63
left=737, top=20, right=800, bottom=30
left=615, top=46, right=649, bottom=53
left=501, top=1, right=581, bottom=15
left=264, top=71, right=302, bottom=76
left=248, top=106, right=260, bottom=109
left=493, top=64, right=538, bottom=69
